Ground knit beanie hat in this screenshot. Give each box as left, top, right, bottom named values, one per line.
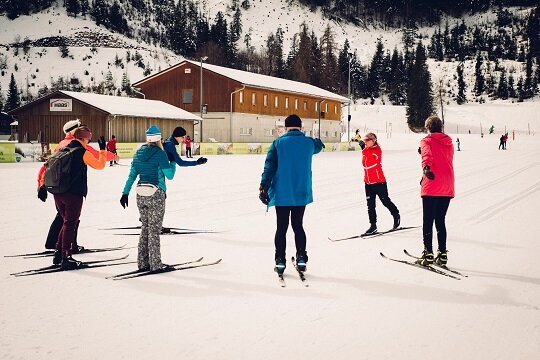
left=285, top=114, right=302, bottom=128
left=172, top=126, right=187, bottom=138
left=146, top=125, right=162, bottom=142
left=63, top=119, right=81, bottom=134
left=73, top=126, right=92, bottom=140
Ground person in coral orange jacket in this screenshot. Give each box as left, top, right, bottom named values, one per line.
left=36, top=119, right=116, bottom=252
left=51, top=125, right=107, bottom=270
left=360, top=132, right=400, bottom=236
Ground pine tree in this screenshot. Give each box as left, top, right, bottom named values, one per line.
left=231, top=6, right=242, bottom=43
left=508, top=73, right=516, bottom=98
left=309, top=30, right=322, bottom=88
left=320, top=24, right=338, bottom=92
left=80, top=0, right=89, bottom=16
left=367, top=38, right=384, bottom=98
left=406, top=42, right=434, bottom=132
left=524, top=50, right=534, bottom=99
left=456, top=62, right=466, bottom=104
left=92, top=0, right=110, bottom=27
left=66, top=0, right=81, bottom=16
left=121, top=71, right=131, bottom=95
left=59, top=39, right=70, bottom=58
left=496, top=68, right=509, bottom=100
left=474, top=52, right=484, bottom=96
left=291, top=23, right=311, bottom=83
left=6, top=74, right=21, bottom=112
left=517, top=76, right=525, bottom=102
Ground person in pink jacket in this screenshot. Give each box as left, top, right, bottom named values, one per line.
left=416, top=115, right=455, bottom=266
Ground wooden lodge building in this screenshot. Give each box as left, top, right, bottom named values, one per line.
left=133, top=60, right=350, bottom=143
left=8, top=90, right=201, bottom=144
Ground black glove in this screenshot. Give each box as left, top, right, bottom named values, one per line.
left=423, top=166, right=435, bottom=180
left=166, top=151, right=175, bottom=162
left=259, top=185, right=269, bottom=205
left=38, top=185, right=47, bottom=202
left=98, top=136, right=106, bottom=150
left=196, top=157, right=208, bottom=165
left=418, top=147, right=421, bottom=155
left=359, top=140, right=366, bottom=150
left=120, top=194, right=129, bottom=208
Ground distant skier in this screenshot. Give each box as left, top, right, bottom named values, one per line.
left=259, top=114, right=324, bottom=275
left=503, top=133, right=508, bottom=150
left=499, top=134, right=505, bottom=150
left=456, top=137, right=460, bottom=151
left=359, top=132, right=400, bottom=236
left=106, top=135, right=118, bottom=166
left=416, top=115, right=455, bottom=267
left=185, top=135, right=193, bottom=158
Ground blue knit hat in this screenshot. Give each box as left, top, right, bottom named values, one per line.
left=146, top=125, right=161, bottom=142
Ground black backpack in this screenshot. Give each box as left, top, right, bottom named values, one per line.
left=44, top=146, right=84, bottom=194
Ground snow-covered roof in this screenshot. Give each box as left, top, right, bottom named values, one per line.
left=136, top=60, right=350, bottom=103
left=59, top=91, right=201, bottom=121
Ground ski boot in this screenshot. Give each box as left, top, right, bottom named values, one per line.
left=61, top=256, right=86, bottom=270
left=53, top=250, right=62, bottom=266
left=274, top=258, right=286, bottom=275
left=362, top=223, right=377, bottom=236
left=435, top=250, right=448, bottom=266
left=392, top=214, right=401, bottom=230
left=72, top=245, right=85, bottom=254
left=415, top=250, right=434, bottom=266
left=295, top=254, right=308, bottom=272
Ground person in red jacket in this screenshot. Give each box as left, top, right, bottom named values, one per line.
left=106, top=135, right=118, bottom=166
left=360, top=132, right=400, bottom=236
left=416, top=115, right=455, bottom=266
left=185, top=135, right=192, bottom=158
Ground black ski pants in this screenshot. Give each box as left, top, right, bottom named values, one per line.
left=422, top=196, right=451, bottom=252
left=274, top=206, right=307, bottom=261
left=45, top=210, right=79, bottom=250
left=365, top=182, right=399, bottom=225
left=186, top=147, right=192, bottom=157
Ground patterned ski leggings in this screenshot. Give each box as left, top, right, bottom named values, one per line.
left=137, top=189, right=166, bottom=271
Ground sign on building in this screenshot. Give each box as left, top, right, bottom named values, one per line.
left=49, top=99, right=72, bottom=112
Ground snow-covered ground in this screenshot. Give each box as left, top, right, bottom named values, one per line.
left=1, top=128, right=540, bottom=359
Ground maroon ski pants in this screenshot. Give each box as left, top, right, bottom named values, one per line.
left=53, top=193, right=84, bottom=257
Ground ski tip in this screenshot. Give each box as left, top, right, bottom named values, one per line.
left=379, top=252, right=387, bottom=258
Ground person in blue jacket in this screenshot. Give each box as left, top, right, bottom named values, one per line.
left=119, top=125, right=176, bottom=271
left=163, top=126, right=207, bottom=167
left=259, top=114, right=324, bottom=275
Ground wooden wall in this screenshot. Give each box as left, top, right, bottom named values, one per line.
left=110, top=117, right=195, bottom=143
left=12, top=96, right=108, bottom=143
left=233, top=87, right=342, bottom=121
left=137, top=63, right=343, bottom=121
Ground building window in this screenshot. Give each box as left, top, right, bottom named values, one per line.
left=334, top=105, right=337, bottom=114
left=264, top=129, right=274, bottom=137
left=305, top=130, right=312, bottom=137
left=332, top=131, right=338, bottom=138
left=274, top=96, right=279, bottom=108
left=240, top=127, right=253, bottom=136
left=263, top=94, right=268, bottom=107
left=182, top=89, right=193, bottom=104
left=304, top=100, right=308, bottom=111
left=315, top=102, right=318, bottom=111
left=294, top=99, right=298, bottom=110
left=323, top=131, right=328, bottom=137
left=285, top=97, right=289, bottom=109
left=325, top=103, right=328, bottom=112
left=239, top=91, right=244, bottom=104
left=252, top=93, right=256, bottom=105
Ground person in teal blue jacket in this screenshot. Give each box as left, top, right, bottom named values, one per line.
left=120, top=125, right=176, bottom=271
left=259, top=114, right=324, bottom=275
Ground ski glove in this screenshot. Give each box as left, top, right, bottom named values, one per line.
left=423, top=166, right=435, bottom=180
left=38, top=185, right=47, bottom=202
left=359, top=140, right=366, bottom=150
left=418, top=147, right=421, bottom=154
left=259, top=185, right=269, bottom=205
left=120, top=194, right=129, bottom=208
left=97, top=136, right=107, bottom=150
left=197, top=157, right=208, bottom=165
